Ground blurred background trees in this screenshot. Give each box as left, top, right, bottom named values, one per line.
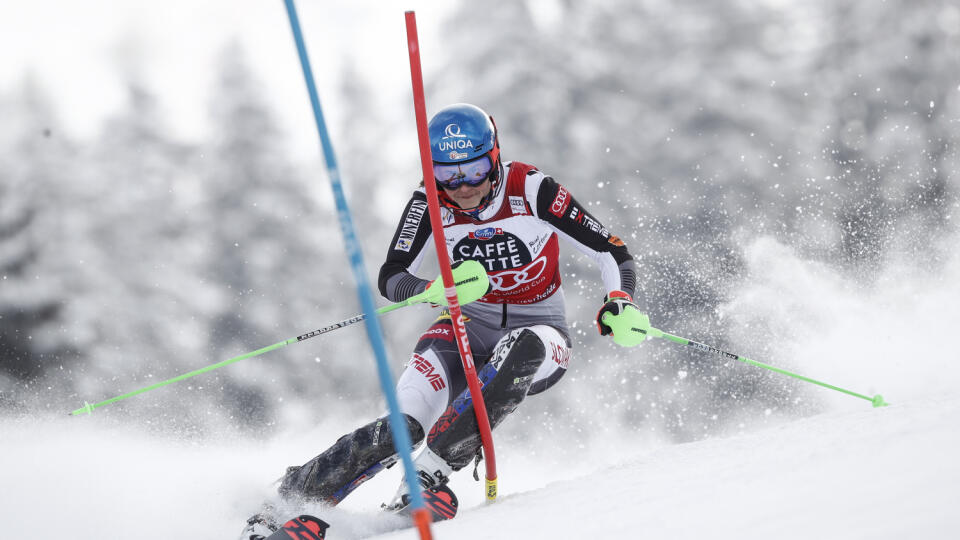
left=1, top=0, right=957, bottom=441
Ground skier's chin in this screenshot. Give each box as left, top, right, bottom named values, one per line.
left=450, top=196, right=483, bottom=210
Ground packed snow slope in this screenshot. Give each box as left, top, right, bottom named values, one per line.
left=2, top=391, right=957, bottom=539
left=4, top=232, right=960, bottom=539
left=390, top=396, right=960, bottom=540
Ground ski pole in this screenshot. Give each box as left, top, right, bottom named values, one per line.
left=658, top=328, right=887, bottom=407
left=608, top=318, right=889, bottom=408
left=69, top=294, right=429, bottom=417
left=285, top=3, right=433, bottom=536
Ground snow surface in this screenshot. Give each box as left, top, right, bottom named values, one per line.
left=4, top=233, right=960, bottom=538
left=2, top=393, right=958, bottom=539
left=420, top=398, right=960, bottom=540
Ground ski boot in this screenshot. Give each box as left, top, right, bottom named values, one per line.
left=239, top=512, right=279, bottom=540
left=382, top=446, right=459, bottom=521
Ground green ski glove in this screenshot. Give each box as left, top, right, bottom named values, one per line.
left=423, top=260, right=492, bottom=307
left=596, top=291, right=652, bottom=347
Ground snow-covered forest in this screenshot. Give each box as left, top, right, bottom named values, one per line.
left=3, top=1, right=960, bottom=538
left=2, top=0, right=959, bottom=486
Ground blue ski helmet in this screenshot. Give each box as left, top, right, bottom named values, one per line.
left=427, top=104, right=502, bottom=217
left=428, top=103, right=500, bottom=165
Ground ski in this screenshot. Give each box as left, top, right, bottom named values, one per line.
left=421, top=484, right=458, bottom=521
left=264, top=515, right=329, bottom=540
left=393, top=484, right=459, bottom=522
left=243, top=485, right=456, bottom=539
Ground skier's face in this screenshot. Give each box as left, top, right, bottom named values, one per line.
left=443, top=178, right=491, bottom=210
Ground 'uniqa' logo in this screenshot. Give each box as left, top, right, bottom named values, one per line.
left=438, top=139, right=474, bottom=152
left=439, top=124, right=474, bottom=151
left=443, top=123, right=467, bottom=138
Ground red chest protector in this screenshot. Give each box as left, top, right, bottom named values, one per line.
left=443, top=162, right=562, bottom=305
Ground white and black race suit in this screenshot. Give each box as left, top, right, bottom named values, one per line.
left=380, top=160, right=636, bottom=333
left=273, top=161, right=641, bottom=505
left=377, top=160, right=637, bottom=451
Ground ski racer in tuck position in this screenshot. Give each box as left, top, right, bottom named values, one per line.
left=243, top=103, right=651, bottom=537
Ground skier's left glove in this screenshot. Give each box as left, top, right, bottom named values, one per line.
left=423, top=260, right=492, bottom=307
left=596, top=291, right=651, bottom=347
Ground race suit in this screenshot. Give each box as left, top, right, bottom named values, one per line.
left=277, top=160, right=636, bottom=504
left=378, top=160, right=637, bottom=466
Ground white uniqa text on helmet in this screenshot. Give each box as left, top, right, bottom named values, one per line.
left=438, top=123, right=476, bottom=152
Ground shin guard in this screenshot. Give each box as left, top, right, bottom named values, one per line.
left=426, top=328, right=546, bottom=470
left=278, top=414, right=424, bottom=505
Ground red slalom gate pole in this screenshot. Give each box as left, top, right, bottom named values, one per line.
left=404, top=10, right=499, bottom=502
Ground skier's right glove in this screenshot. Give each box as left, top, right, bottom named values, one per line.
left=596, top=291, right=651, bottom=347
left=423, top=260, right=492, bottom=307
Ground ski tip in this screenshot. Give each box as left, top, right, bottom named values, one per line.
left=423, top=485, right=459, bottom=521
left=266, top=515, right=329, bottom=540
left=872, top=394, right=889, bottom=408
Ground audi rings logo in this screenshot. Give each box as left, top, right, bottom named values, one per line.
left=549, top=186, right=571, bottom=217
left=488, top=256, right=549, bottom=292
left=443, top=124, right=467, bottom=138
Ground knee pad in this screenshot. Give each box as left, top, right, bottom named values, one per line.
left=525, top=325, right=571, bottom=395
left=487, top=328, right=546, bottom=373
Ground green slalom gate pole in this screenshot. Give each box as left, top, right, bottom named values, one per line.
left=631, top=322, right=888, bottom=408
left=69, top=294, right=427, bottom=417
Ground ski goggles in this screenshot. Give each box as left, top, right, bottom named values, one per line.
left=433, top=155, right=494, bottom=189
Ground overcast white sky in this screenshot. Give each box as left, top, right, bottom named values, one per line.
left=0, top=1, right=454, bottom=157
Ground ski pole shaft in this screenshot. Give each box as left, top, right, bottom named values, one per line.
left=650, top=328, right=888, bottom=407
left=69, top=297, right=422, bottom=417
left=285, top=2, right=431, bottom=531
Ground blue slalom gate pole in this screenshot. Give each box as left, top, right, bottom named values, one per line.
left=282, top=1, right=431, bottom=534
